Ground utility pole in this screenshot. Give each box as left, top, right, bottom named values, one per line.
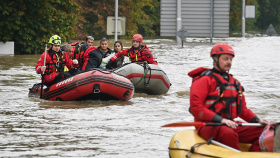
left=210, top=0, right=214, bottom=43
left=176, top=0, right=182, bottom=45
left=114, top=0, right=118, bottom=42
left=242, top=0, right=245, bottom=37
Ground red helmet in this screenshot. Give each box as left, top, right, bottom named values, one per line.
left=210, top=43, right=235, bottom=57
left=132, top=34, right=143, bottom=42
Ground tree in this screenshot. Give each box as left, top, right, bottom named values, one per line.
left=0, top=0, right=160, bottom=54
left=75, top=0, right=160, bottom=40
left=0, top=0, right=80, bottom=54
left=256, top=0, right=280, bottom=32
left=230, top=0, right=242, bottom=33
left=229, top=0, right=259, bottom=34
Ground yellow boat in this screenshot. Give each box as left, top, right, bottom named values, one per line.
left=169, top=129, right=280, bottom=158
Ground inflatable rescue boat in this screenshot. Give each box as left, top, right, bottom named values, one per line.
left=28, top=69, right=134, bottom=101
left=113, top=62, right=171, bottom=95
left=168, top=129, right=280, bottom=158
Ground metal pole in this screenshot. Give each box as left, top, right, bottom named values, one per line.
left=114, top=0, right=118, bottom=42
left=242, top=0, right=245, bottom=37
left=212, top=140, right=241, bottom=152
left=40, top=44, right=48, bottom=99
left=176, top=0, right=182, bottom=45
left=210, top=0, right=214, bottom=43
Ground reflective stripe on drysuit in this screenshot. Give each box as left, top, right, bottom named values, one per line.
left=46, top=52, right=66, bottom=73
left=188, top=68, right=243, bottom=120
left=35, top=49, right=77, bottom=85
left=203, top=70, right=243, bottom=120
left=188, top=67, right=264, bottom=151
left=127, top=46, right=150, bottom=63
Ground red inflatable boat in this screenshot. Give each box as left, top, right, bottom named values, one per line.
left=28, top=69, right=134, bottom=101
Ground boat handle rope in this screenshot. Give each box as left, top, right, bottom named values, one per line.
left=168, top=137, right=224, bottom=158
left=187, top=141, right=211, bottom=158
left=134, top=62, right=151, bottom=87
left=168, top=145, right=219, bottom=158
left=143, top=62, right=151, bottom=87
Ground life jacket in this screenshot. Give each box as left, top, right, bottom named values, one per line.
left=127, top=46, right=149, bottom=63
left=189, top=67, right=243, bottom=120
left=81, top=46, right=98, bottom=71
left=45, top=50, right=67, bottom=74
left=78, top=44, right=90, bottom=68
left=69, top=42, right=80, bottom=59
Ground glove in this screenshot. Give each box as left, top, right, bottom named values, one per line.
left=73, top=59, right=78, bottom=65
left=41, top=66, right=46, bottom=73
left=106, top=59, right=114, bottom=69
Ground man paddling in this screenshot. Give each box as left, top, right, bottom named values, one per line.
left=188, top=43, right=269, bottom=151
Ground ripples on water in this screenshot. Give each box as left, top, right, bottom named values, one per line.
left=0, top=37, right=279, bottom=157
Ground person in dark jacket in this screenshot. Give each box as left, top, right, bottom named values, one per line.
left=98, top=38, right=113, bottom=68
left=83, top=38, right=113, bottom=70
left=78, top=36, right=97, bottom=69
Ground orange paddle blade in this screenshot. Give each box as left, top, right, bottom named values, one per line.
left=161, top=122, right=206, bottom=127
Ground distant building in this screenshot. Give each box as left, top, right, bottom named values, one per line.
left=160, top=0, right=230, bottom=38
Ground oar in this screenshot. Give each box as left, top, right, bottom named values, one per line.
left=40, top=44, right=48, bottom=99
left=209, top=138, right=241, bottom=152
left=161, top=122, right=264, bottom=127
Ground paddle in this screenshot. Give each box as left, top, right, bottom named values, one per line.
left=209, top=138, right=241, bottom=152
left=161, top=122, right=264, bottom=127
left=40, top=44, right=48, bottom=99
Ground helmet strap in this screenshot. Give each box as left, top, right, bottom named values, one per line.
left=49, top=45, right=53, bottom=51
left=213, top=55, right=230, bottom=73
left=213, top=55, right=221, bottom=70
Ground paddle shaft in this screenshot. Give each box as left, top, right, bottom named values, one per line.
left=40, top=44, right=48, bottom=99
left=206, top=123, right=263, bottom=127
left=211, top=140, right=241, bottom=152
left=161, top=122, right=264, bottom=127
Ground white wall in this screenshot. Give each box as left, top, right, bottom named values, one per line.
left=0, top=42, right=14, bottom=55
left=160, top=0, right=230, bottom=38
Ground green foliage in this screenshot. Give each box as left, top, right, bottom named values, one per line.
left=230, top=0, right=242, bottom=32
left=75, top=0, right=160, bottom=40
left=230, top=0, right=280, bottom=34
left=245, top=0, right=259, bottom=32
left=256, top=0, right=280, bottom=32
left=230, top=0, right=259, bottom=34
left=0, top=0, right=80, bottom=54
left=121, top=0, right=160, bottom=37
left=5, top=0, right=280, bottom=54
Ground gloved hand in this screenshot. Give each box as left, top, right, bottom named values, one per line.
left=106, top=59, right=114, bottom=69
left=41, top=66, right=46, bottom=73
left=73, top=59, right=78, bottom=65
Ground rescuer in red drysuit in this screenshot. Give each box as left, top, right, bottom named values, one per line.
left=106, top=34, right=157, bottom=69
left=35, top=35, right=79, bottom=86
left=188, top=43, right=269, bottom=151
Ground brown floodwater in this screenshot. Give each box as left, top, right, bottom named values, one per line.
left=0, top=37, right=279, bottom=157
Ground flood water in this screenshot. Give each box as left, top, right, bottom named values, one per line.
left=0, top=37, right=280, bottom=157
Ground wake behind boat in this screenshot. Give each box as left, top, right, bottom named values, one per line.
left=113, top=62, right=171, bottom=95
left=28, top=69, right=134, bottom=101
